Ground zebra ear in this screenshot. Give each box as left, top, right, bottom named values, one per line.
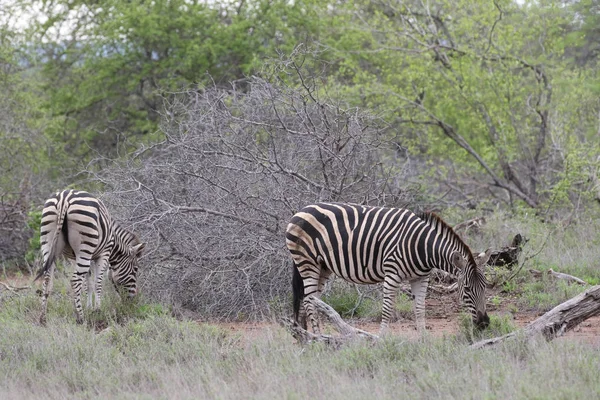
left=132, top=243, right=145, bottom=257
left=451, top=251, right=466, bottom=270
left=475, top=248, right=492, bottom=268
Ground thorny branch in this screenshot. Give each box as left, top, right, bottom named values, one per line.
left=92, top=69, right=418, bottom=319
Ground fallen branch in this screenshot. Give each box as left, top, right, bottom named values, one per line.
left=281, top=296, right=379, bottom=346
left=547, top=269, right=587, bottom=285
left=429, top=282, right=458, bottom=294
left=0, top=281, right=31, bottom=292
left=432, top=269, right=455, bottom=283
left=529, top=269, right=587, bottom=286
left=471, top=284, right=600, bottom=349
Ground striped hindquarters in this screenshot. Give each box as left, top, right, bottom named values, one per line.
left=38, top=190, right=112, bottom=279
left=40, top=190, right=110, bottom=262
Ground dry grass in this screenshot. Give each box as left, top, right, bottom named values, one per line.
left=1, top=284, right=600, bottom=400
left=2, top=211, right=600, bottom=399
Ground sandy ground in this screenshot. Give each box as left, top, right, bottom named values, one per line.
left=213, top=314, right=600, bottom=347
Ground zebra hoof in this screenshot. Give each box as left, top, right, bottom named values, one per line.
left=39, top=315, right=47, bottom=326
left=75, top=315, right=84, bottom=324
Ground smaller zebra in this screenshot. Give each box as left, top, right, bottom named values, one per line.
left=35, top=190, right=145, bottom=325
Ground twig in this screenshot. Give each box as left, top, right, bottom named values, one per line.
left=0, top=281, right=31, bottom=292
left=529, top=269, right=587, bottom=286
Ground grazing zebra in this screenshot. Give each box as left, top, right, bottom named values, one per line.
left=35, top=189, right=145, bottom=325
left=286, top=203, right=490, bottom=334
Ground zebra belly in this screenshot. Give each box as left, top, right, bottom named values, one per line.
left=324, top=259, right=385, bottom=285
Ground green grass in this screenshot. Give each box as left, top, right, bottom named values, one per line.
left=457, top=313, right=519, bottom=343
left=2, top=280, right=600, bottom=399
left=520, top=277, right=587, bottom=312
left=394, top=292, right=414, bottom=319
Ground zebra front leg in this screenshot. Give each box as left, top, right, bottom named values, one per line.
left=380, top=275, right=401, bottom=335
left=39, top=262, right=56, bottom=326
left=409, top=275, right=430, bottom=333
left=71, top=258, right=91, bottom=324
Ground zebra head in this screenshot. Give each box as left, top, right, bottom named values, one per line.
left=109, top=242, right=145, bottom=298
left=452, top=248, right=491, bottom=330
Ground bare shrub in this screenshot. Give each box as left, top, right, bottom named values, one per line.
left=94, top=61, right=417, bottom=319
left=0, top=190, right=30, bottom=268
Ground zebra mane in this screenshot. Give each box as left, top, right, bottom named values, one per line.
left=416, top=211, right=477, bottom=269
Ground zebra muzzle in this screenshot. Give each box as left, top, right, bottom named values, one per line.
left=475, top=311, right=490, bottom=330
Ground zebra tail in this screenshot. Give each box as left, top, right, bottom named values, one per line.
left=292, top=263, right=304, bottom=322
left=34, top=198, right=67, bottom=282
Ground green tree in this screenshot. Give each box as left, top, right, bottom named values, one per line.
left=318, top=0, right=599, bottom=210
left=26, top=0, right=323, bottom=159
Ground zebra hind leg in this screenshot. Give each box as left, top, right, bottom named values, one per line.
left=71, top=257, right=92, bottom=324
left=39, top=261, right=56, bottom=326
left=302, top=276, right=324, bottom=334
left=303, top=263, right=333, bottom=334
left=409, top=275, right=430, bottom=333
left=86, top=268, right=95, bottom=309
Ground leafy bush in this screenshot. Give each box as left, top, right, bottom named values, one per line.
left=323, top=285, right=380, bottom=320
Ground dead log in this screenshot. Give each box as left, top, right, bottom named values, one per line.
left=281, top=296, right=379, bottom=346
left=471, top=285, right=600, bottom=349
left=488, top=234, right=528, bottom=269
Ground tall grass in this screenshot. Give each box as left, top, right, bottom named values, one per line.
left=1, top=286, right=600, bottom=399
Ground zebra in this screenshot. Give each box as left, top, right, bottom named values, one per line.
left=285, top=202, right=490, bottom=334
left=35, top=189, right=145, bottom=325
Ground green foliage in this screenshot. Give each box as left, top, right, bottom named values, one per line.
left=394, top=292, right=413, bottom=320
left=26, top=0, right=324, bottom=159
left=318, top=0, right=600, bottom=209
left=323, top=286, right=379, bottom=319
left=520, top=278, right=587, bottom=313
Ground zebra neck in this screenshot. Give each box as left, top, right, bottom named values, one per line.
left=111, top=224, right=138, bottom=254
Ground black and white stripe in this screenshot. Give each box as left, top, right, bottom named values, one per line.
left=36, top=190, right=145, bottom=325
left=286, top=203, right=490, bottom=334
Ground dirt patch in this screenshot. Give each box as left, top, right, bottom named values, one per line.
left=558, top=316, right=600, bottom=346
left=205, top=313, right=600, bottom=346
